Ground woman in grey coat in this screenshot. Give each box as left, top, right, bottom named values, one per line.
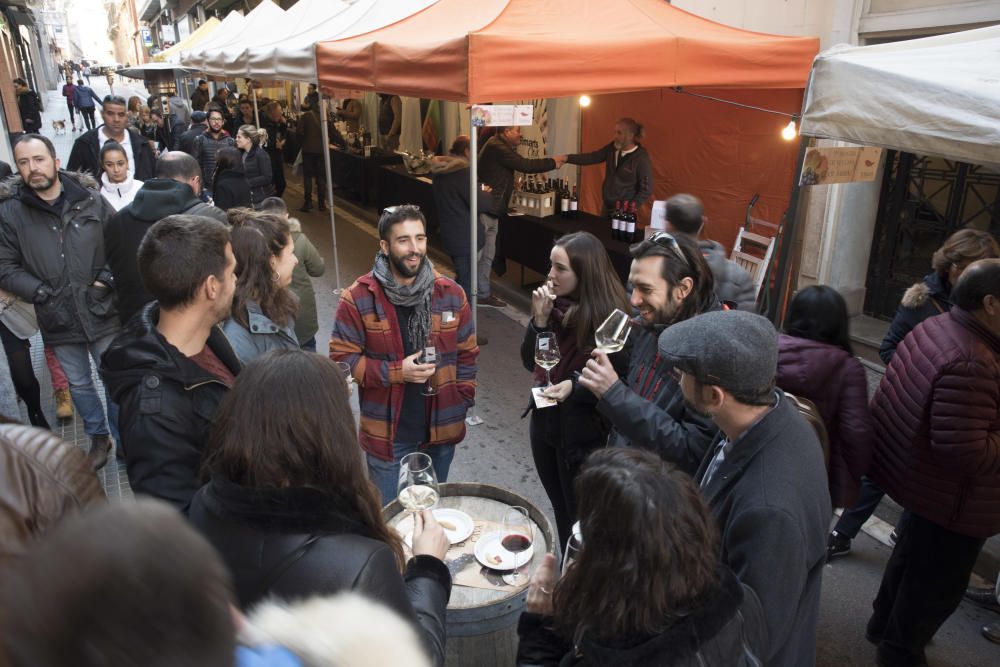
left=235, top=125, right=274, bottom=208
left=222, top=212, right=299, bottom=365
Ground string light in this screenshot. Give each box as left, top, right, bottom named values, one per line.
left=782, top=120, right=798, bottom=141
left=578, top=95, right=591, bottom=107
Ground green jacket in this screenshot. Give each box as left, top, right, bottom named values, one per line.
left=289, top=218, right=325, bottom=344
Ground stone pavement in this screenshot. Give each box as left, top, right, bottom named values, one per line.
left=21, top=75, right=1000, bottom=666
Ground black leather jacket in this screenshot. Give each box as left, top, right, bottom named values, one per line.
left=101, top=303, right=240, bottom=512
left=189, top=478, right=451, bottom=666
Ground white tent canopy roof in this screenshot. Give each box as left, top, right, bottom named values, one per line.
left=241, top=0, right=438, bottom=83
left=800, top=25, right=1000, bottom=167
left=182, top=0, right=286, bottom=74
left=178, top=10, right=245, bottom=69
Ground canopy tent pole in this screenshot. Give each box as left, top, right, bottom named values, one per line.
left=465, top=106, right=482, bottom=427
left=319, top=95, right=343, bottom=294
left=251, top=83, right=259, bottom=127
left=766, top=136, right=809, bottom=325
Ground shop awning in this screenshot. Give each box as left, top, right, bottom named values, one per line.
left=315, top=0, right=819, bottom=103
left=178, top=10, right=246, bottom=71
left=800, top=25, right=1000, bottom=167
left=217, top=0, right=435, bottom=82
left=188, top=0, right=286, bottom=75
left=152, top=17, right=221, bottom=63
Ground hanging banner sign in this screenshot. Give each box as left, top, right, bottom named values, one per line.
left=471, top=104, right=534, bottom=127
left=799, top=146, right=883, bottom=186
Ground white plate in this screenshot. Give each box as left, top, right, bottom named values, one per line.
left=396, top=508, right=475, bottom=545
left=474, top=531, right=535, bottom=571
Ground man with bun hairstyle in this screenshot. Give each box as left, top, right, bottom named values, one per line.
left=557, top=117, right=654, bottom=212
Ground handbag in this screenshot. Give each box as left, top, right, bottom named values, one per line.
left=0, top=291, right=38, bottom=339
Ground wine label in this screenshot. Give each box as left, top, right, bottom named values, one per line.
left=612, top=218, right=621, bottom=231
left=570, top=201, right=578, bottom=211
left=627, top=222, right=636, bottom=232
left=561, top=200, right=569, bottom=212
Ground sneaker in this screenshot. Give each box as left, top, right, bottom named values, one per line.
left=54, top=388, right=74, bottom=420
left=983, top=620, right=1000, bottom=645
left=827, top=531, right=851, bottom=561
left=477, top=295, right=506, bottom=308
left=477, top=334, right=489, bottom=345
left=298, top=204, right=312, bottom=213
left=965, top=585, right=1000, bottom=613
left=87, top=435, right=113, bottom=471
left=318, top=204, right=328, bottom=212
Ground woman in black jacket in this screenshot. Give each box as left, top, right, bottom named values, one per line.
left=212, top=146, right=252, bottom=210
left=517, top=448, right=766, bottom=667
left=188, top=349, right=452, bottom=666
left=235, top=124, right=274, bottom=207
left=520, top=231, right=630, bottom=548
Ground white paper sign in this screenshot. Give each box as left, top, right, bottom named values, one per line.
left=649, top=200, right=667, bottom=230
left=471, top=105, right=534, bottom=127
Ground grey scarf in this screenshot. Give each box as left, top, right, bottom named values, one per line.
left=372, top=251, right=435, bottom=351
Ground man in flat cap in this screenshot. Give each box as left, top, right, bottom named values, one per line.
left=661, top=309, right=831, bottom=667
left=579, top=231, right=720, bottom=474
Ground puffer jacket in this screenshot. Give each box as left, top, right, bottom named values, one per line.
left=221, top=300, right=299, bottom=365
left=193, top=130, right=236, bottom=184
left=776, top=334, right=873, bottom=508
left=0, top=171, right=120, bottom=346
left=241, top=146, right=274, bottom=206
left=699, top=240, right=758, bottom=311
left=596, top=319, right=719, bottom=474
left=869, top=307, right=1000, bottom=539
left=101, top=302, right=241, bottom=513
left=0, top=423, right=105, bottom=566
left=516, top=566, right=766, bottom=667
left=879, top=271, right=951, bottom=363
left=189, top=477, right=451, bottom=667
left=289, top=219, right=325, bottom=345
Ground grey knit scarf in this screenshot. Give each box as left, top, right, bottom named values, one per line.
left=372, top=251, right=435, bottom=350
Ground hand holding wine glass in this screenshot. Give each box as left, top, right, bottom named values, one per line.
left=420, top=335, right=438, bottom=397
left=594, top=308, right=632, bottom=354
left=534, top=332, right=560, bottom=387
left=501, top=505, right=534, bottom=586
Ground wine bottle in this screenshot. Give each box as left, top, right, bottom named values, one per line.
left=611, top=200, right=622, bottom=241
left=553, top=179, right=562, bottom=213
left=626, top=201, right=638, bottom=242
left=569, top=186, right=579, bottom=217
left=560, top=181, right=571, bottom=215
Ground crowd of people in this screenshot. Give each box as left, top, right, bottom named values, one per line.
left=0, top=83, right=998, bottom=667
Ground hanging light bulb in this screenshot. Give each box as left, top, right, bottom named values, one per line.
left=781, top=120, right=798, bottom=141
left=579, top=95, right=591, bottom=108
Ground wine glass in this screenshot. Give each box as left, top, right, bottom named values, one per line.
left=561, top=520, right=583, bottom=573
left=335, top=361, right=354, bottom=396
left=501, top=506, right=533, bottom=586
left=594, top=308, right=632, bottom=354
left=534, top=332, right=560, bottom=387
left=420, top=335, right=438, bottom=397
left=396, top=452, right=439, bottom=514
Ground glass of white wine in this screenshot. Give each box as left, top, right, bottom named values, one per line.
left=397, top=452, right=439, bottom=514
left=534, top=332, right=561, bottom=387
left=594, top=308, right=632, bottom=354
left=420, top=335, right=438, bottom=397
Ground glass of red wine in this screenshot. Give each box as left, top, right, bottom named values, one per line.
left=501, top=506, right=533, bottom=586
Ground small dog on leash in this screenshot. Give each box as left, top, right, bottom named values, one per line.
left=51, top=120, right=67, bottom=135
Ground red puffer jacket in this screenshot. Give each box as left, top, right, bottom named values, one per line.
left=776, top=334, right=873, bottom=508
left=869, top=308, right=1000, bottom=538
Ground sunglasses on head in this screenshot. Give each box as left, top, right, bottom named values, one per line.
left=647, top=231, right=690, bottom=269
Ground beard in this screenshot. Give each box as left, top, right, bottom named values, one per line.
left=682, top=393, right=712, bottom=418
left=26, top=169, right=57, bottom=192
left=389, top=249, right=425, bottom=279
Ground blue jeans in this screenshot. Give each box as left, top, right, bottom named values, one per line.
left=367, top=442, right=456, bottom=507
left=476, top=213, right=499, bottom=299
left=51, top=333, right=120, bottom=443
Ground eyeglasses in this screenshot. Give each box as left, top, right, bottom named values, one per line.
left=648, top=231, right=690, bottom=269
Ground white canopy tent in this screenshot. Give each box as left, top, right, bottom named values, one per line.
left=800, top=25, right=1000, bottom=168
left=178, top=10, right=246, bottom=70
left=241, top=0, right=438, bottom=83
left=198, top=0, right=287, bottom=76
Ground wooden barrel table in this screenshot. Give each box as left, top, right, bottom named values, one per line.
left=384, top=482, right=555, bottom=667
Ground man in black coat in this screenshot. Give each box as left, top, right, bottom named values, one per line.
left=67, top=95, right=155, bottom=181
left=175, top=110, right=207, bottom=154
left=101, top=215, right=240, bottom=514
left=476, top=126, right=564, bottom=307
left=13, top=78, right=41, bottom=134
left=662, top=310, right=832, bottom=667
left=104, top=152, right=226, bottom=325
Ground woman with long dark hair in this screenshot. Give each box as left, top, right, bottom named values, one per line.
left=521, top=231, right=630, bottom=546
left=221, top=211, right=300, bottom=364
left=235, top=124, right=274, bottom=207
left=777, top=285, right=872, bottom=509
left=211, top=146, right=252, bottom=210
left=188, top=349, right=451, bottom=666
left=517, top=448, right=766, bottom=666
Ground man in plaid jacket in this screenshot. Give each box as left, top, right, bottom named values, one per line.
left=331, top=205, right=479, bottom=503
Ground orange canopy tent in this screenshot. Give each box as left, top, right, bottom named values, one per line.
left=316, top=0, right=817, bottom=101
left=316, top=0, right=819, bottom=316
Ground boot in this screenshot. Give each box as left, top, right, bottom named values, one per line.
left=54, top=388, right=73, bottom=420
left=87, top=435, right=112, bottom=471
left=28, top=409, right=51, bottom=430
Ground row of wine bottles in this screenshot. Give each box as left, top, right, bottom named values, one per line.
left=611, top=201, right=639, bottom=242
left=518, top=176, right=580, bottom=217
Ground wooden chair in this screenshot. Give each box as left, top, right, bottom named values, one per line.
left=731, top=221, right=778, bottom=302
left=785, top=391, right=830, bottom=470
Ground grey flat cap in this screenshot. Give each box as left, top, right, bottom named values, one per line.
left=657, top=310, right=778, bottom=394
